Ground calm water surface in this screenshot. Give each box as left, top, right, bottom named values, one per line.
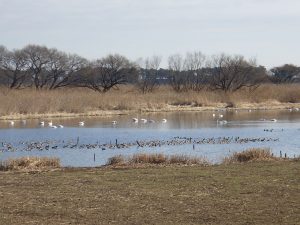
left=0, top=109, right=299, bottom=167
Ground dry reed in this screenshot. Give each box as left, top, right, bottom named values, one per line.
left=0, top=156, right=61, bottom=171
left=106, top=153, right=210, bottom=166
left=222, top=148, right=276, bottom=164
left=0, top=84, right=299, bottom=119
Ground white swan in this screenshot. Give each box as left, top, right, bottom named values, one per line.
left=162, top=119, right=167, bottom=123
left=9, top=121, right=14, bottom=126
left=132, top=118, right=138, bottom=123
left=219, top=114, right=223, bottom=118
left=39, top=121, right=45, bottom=126
left=79, top=121, right=85, bottom=126
left=58, top=125, right=64, bottom=128
left=50, top=125, right=57, bottom=129
left=48, top=121, right=53, bottom=127
left=270, top=119, right=277, bottom=122
left=218, top=120, right=228, bottom=125
left=212, top=113, right=216, bottom=117
left=140, top=118, right=147, bottom=123
left=112, top=121, right=117, bottom=125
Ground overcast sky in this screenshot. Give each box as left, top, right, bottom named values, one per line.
left=0, top=0, right=299, bottom=68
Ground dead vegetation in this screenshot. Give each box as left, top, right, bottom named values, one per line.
left=222, top=148, right=278, bottom=164
left=0, top=157, right=61, bottom=171
left=106, top=153, right=210, bottom=167
left=0, top=84, right=299, bottom=119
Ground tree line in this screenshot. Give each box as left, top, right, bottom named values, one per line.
left=0, top=44, right=299, bottom=93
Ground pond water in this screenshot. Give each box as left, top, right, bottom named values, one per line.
left=0, top=109, right=300, bottom=167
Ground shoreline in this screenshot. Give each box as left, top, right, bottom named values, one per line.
left=1, top=102, right=300, bottom=120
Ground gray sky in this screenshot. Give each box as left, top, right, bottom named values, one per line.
left=0, top=0, right=299, bottom=68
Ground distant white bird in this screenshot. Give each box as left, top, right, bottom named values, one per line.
left=140, top=118, right=147, bottom=123
left=248, top=109, right=252, bottom=112
left=50, top=125, right=57, bottom=129
left=9, top=121, right=14, bottom=126
left=148, top=119, right=155, bottom=123
left=212, top=113, right=216, bottom=118
left=21, top=120, right=26, bottom=125
left=79, top=121, right=85, bottom=126
left=288, top=108, right=293, bottom=112
left=48, top=121, right=53, bottom=127
left=162, top=118, right=167, bottom=123
left=295, top=108, right=300, bottom=111
left=112, top=121, right=117, bottom=125
left=58, top=125, right=64, bottom=128
left=270, top=119, right=277, bottom=122
left=132, top=118, right=138, bottom=123
left=39, top=121, right=45, bottom=126
left=219, top=114, right=224, bottom=118
left=218, top=120, right=228, bottom=125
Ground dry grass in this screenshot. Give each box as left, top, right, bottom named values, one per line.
left=222, top=148, right=277, bottom=164
left=106, top=155, right=126, bottom=166
left=106, top=153, right=210, bottom=166
left=0, top=84, right=300, bottom=119
left=1, top=161, right=300, bottom=225
left=0, top=156, right=61, bottom=171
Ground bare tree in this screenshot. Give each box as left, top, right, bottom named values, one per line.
left=208, top=54, right=266, bottom=92
left=0, top=46, right=29, bottom=89
left=79, top=54, right=137, bottom=93
left=184, top=51, right=207, bottom=91
left=137, top=55, right=162, bottom=93
left=46, top=49, right=87, bottom=89
left=22, top=45, right=51, bottom=89
left=168, top=54, right=187, bottom=92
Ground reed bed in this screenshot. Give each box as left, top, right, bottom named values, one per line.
left=0, top=84, right=299, bottom=118
left=222, top=148, right=277, bottom=164
left=0, top=156, right=61, bottom=171
left=106, top=153, right=210, bottom=166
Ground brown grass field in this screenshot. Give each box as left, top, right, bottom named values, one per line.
left=0, top=150, right=299, bottom=225
left=0, top=161, right=299, bottom=225
left=0, top=84, right=300, bottom=120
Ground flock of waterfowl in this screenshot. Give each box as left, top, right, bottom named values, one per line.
left=0, top=136, right=279, bottom=153
left=6, top=117, right=168, bottom=128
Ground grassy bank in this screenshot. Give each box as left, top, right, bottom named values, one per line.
left=0, top=84, right=300, bottom=120
left=0, top=161, right=299, bottom=225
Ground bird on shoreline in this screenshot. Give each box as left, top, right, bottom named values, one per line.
left=9, top=121, right=14, bottom=126
left=79, top=121, right=85, bottom=126
left=48, top=121, right=53, bottom=127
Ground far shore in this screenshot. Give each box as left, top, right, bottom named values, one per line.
left=1, top=101, right=300, bottom=120
left=1, top=84, right=300, bottom=120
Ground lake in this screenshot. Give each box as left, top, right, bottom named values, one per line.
left=0, top=109, right=299, bottom=167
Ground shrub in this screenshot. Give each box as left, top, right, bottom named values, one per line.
left=222, top=148, right=275, bottom=164
left=0, top=157, right=61, bottom=171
